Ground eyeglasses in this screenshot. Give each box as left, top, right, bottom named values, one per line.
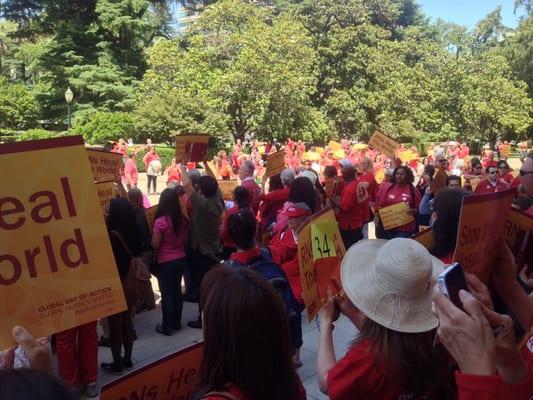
left=519, top=170, right=533, bottom=177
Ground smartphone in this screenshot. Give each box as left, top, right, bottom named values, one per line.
left=437, top=263, right=469, bottom=310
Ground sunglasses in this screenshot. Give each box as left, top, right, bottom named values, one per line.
left=519, top=170, right=533, bottom=177
left=474, top=166, right=482, bottom=169
left=489, top=171, right=497, bottom=175
left=499, top=166, right=507, bottom=170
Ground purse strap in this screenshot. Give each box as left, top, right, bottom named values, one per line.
left=110, top=230, right=133, bottom=258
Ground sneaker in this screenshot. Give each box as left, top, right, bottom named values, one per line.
left=155, top=324, right=173, bottom=336
left=122, top=358, right=134, bottom=370
left=187, top=318, right=202, bottom=329
left=85, top=382, right=99, bottom=398
left=100, top=362, right=124, bottom=375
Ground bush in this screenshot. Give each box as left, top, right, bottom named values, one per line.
left=72, top=111, right=135, bottom=144
left=134, top=145, right=175, bottom=173
left=16, top=129, right=70, bottom=141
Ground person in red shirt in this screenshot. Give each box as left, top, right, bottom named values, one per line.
left=220, top=186, right=249, bottom=259
left=193, top=267, right=306, bottom=400
left=482, top=150, right=497, bottom=170
left=474, top=166, right=508, bottom=194
left=238, top=159, right=261, bottom=214
left=375, top=166, right=421, bottom=239
left=258, top=172, right=291, bottom=238
left=497, top=160, right=514, bottom=186
left=317, top=238, right=454, bottom=400
left=165, top=157, right=181, bottom=186
left=336, top=165, right=365, bottom=249
left=123, top=152, right=138, bottom=189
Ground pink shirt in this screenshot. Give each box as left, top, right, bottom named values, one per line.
left=153, top=216, right=186, bottom=263
left=124, top=159, right=138, bottom=185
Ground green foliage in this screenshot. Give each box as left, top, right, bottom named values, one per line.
left=15, top=129, right=70, bottom=141
left=0, top=76, right=39, bottom=129
left=134, top=145, right=175, bottom=172
left=72, top=111, right=135, bottom=144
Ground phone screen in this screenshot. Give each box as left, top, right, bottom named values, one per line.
left=438, top=263, right=469, bottom=309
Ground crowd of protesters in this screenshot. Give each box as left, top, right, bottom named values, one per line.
left=1, top=136, right=533, bottom=400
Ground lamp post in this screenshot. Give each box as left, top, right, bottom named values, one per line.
left=64, top=86, right=74, bottom=130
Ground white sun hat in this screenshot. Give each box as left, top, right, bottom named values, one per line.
left=341, top=238, right=445, bottom=333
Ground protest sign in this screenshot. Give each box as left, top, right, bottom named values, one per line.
left=501, top=144, right=511, bottom=158
left=204, top=160, right=219, bottom=179
left=431, top=167, right=448, bottom=193
left=86, top=149, right=123, bottom=183
left=95, top=180, right=116, bottom=215
left=333, top=149, right=345, bottom=159
left=218, top=179, right=239, bottom=200
left=0, top=136, right=127, bottom=348
left=504, top=209, right=533, bottom=270
left=375, top=168, right=385, bottom=184
left=314, top=146, right=325, bottom=154
left=297, top=208, right=346, bottom=321
left=378, top=202, right=414, bottom=230
left=325, top=176, right=343, bottom=198
left=368, top=131, right=400, bottom=158
left=413, top=227, right=435, bottom=251
left=265, top=150, right=285, bottom=177
left=175, top=134, right=209, bottom=163
left=145, top=205, right=158, bottom=234
left=453, top=188, right=515, bottom=283
left=328, top=140, right=342, bottom=150
left=398, top=150, right=418, bottom=163
left=100, top=342, right=203, bottom=400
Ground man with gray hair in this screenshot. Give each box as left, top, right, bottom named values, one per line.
left=280, top=168, right=296, bottom=187
left=239, top=159, right=260, bottom=213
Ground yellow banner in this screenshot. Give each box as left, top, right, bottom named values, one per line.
left=265, top=150, right=285, bottom=177
left=398, top=150, right=418, bottom=162
left=368, top=131, right=400, bottom=158
left=95, top=181, right=116, bottom=215
left=453, top=189, right=515, bottom=283
left=204, top=160, right=219, bottom=179
left=100, top=342, right=203, bottom=400
left=379, top=202, right=414, bottom=230
left=218, top=179, right=239, bottom=201
left=0, top=136, right=127, bottom=348
left=375, top=168, right=385, bottom=184
left=86, top=149, right=123, bottom=183
left=297, top=208, right=346, bottom=321
left=314, top=146, right=325, bottom=154
left=328, top=140, right=342, bottom=150
left=174, top=134, right=209, bottom=163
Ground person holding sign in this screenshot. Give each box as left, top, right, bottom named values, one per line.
left=374, top=166, right=420, bottom=239
left=239, top=160, right=261, bottom=214
left=196, top=267, right=306, bottom=400
left=317, top=239, right=452, bottom=400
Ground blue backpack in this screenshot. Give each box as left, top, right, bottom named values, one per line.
left=225, top=248, right=302, bottom=349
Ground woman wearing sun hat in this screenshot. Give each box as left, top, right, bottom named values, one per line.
left=316, top=238, right=455, bottom=399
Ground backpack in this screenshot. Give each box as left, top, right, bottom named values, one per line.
left=111, top=231, right=154, bottom=310
left=225, top=248, right=302, bottom=349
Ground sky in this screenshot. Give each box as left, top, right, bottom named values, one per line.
left=418, top=0, right=520, bottom=28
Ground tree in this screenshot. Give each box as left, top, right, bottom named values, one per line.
left=0, top=76, right=39, bottom=129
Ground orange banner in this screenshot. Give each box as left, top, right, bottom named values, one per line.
left=368, top=131, right=400, bottom=158
left=297, top=208, right=346, bottom=321
left=504, top=209, right=533, bottom=270
left=100, top=342, right=203, bottom=400
left=86, top=149, right=123, bottom=183
left=175, top=134, right=209, bottom=163
left=0, top=136, right=127, bottom=348
left=501, top=144, right=511, bottom=158
left=265, top=150, right=285, bottom=177
left=453, top=189, right=515, bottom=283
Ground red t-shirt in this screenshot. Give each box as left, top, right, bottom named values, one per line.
left=269, top=227, right=302, bottom=304
left=241, top=178, right=261, bottom=214
left=221, top=205, right=241, bottom=248
left=376, top=184, right=421, bottom=232
left=328, top=340, right=428, bottom=400
left=337, top=179, right=364, bottom=230
left=474, top=179, right=508, bottom=194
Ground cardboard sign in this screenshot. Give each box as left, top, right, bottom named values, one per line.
left=100, top=342, right=203, bottom=400
left=325, top=176, right=343, bottom=198
left=175, top=134, right=209, bottom=163
left=95, top=180, right=117, bottom=215
left=204, top=160, right=219, bottom=179
left=265, top=150, right=285, bottom=177
left=297, top=208, right=346, bottom=321
left=453, top=188, right=515, bottom=283
left=0, top=136, right=127, bottom=348
left=368, top=131, right=400, bottom=158
left=315, top=256, right=341, bottom=301
left=328, top=140, right=342, bottom=150
left=86, top=149, right=123, bottom=183
left=413, top=227, right=435, bottom=251
left=311, top=222, right=338, bottom=260
left=314, top=146, right=325, bottom=154
left=379, top=202, right=414, bottom=230
left=431, top=167, right=448, bottom=194
left=218, top=179, right=239, bottom=201
left=504, top=209, right=533, bottom=269
left=145, top=205, right=158, bottom=234
left=501, top=144, right=511, bottom=158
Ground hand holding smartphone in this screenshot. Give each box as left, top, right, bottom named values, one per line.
left=437, top=263, right=470, bottom=310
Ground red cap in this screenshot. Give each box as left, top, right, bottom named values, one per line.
left=287, top=202, right=312, bottom=218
